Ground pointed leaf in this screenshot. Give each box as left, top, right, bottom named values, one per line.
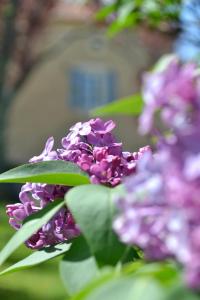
left=0, top=199, right=64, bottom=265
left=60, top=236, right=99, bottom=296
left=0, top=242, right=71, bottom=276
left=65, top=185, right=126, bottom=266
left=91, top=94, right=143, bottom=117
left=71, top=274, right=165, bottom=300
left=71, top=262, right=185, bottom=300
left=0, top=161, right=89, bottom=186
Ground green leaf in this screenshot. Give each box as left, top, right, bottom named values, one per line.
left=0, top=199, right=65, bottom=265
left=90, top=94, right=143, bottom=117
left=0, top=242, right=71, bottom=276
left=118, top=2, right=135, bottom=23
left=165, top=284, right=200, bottom=300
left=71, top=268, right=117, bottom=300
left=84, top=277, right=164, bottom=300
left=83, top=277, right=135, bottom=300
left=65, top=185, right=127, bottom=266
left=133, top=262, right=178, bottom=285
left=71, top=266, right=165, bottom=300
left=96, top=4, right=116, bottom=21
left=60, top=236, right=99, bottom=296
left=0, top=160, right=89, bottom=186
left=70, top=261, right=198, bottom=300
left=71, top=261, right=179, bottom=300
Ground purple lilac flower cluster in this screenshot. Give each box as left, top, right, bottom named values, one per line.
left=7, top=118, right=147, bottom=249
left=57, top=118, right=143, bottom=186
left=139, top=56, right=200, bottom=135
left=114, top=58, right=200, bottom=289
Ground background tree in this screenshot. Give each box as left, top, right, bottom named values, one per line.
left=0, top=0, right=56, bottom=171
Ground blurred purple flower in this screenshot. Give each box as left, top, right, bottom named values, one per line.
left=139, top=57, right=200, bottom=134
left=113, top=148, right=200, bottom=287
left=114, top=58, right=200, bottom=288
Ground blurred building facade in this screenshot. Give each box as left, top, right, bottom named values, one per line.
left=5, top=1, right=173, bottom=165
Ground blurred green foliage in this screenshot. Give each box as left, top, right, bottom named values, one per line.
left=0, top=203, right=67, bottom=300
left=97, top=0, right=182, bottom=36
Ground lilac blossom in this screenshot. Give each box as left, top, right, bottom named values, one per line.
left=139, top=56, right=200, bottom=134
left=114, top=59, right=200, bottom=289
left=6, top=137, right=79, bottom=249
left=58, top=118, right=144, bottom=187
left=7, top=118, right=147, bottom=249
